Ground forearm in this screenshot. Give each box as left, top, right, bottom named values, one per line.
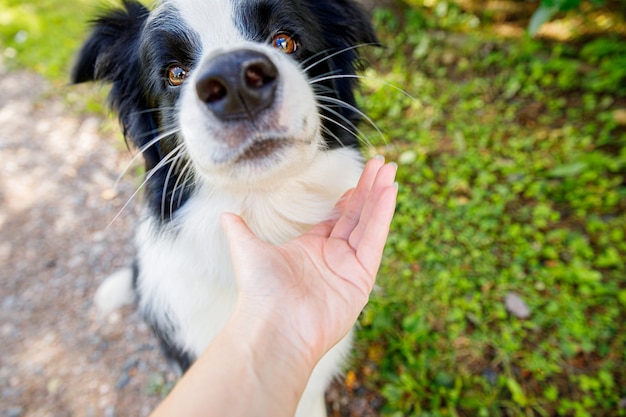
left=149, top=309, right=314, bottom=417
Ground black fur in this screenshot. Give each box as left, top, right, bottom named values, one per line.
left=128, top=261, right=193, bottom=370
left=73, top=0, right=377, bottom=372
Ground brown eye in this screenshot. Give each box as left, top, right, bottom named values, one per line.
left=272, top=33, right=298, bottom=54
left=167, top=65, right=189, bottom=86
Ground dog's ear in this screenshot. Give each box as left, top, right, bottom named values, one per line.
left=305, top=0, right=379, bottom=147
left=72, top=0, right=150, bottom=84
left=72, top=1, right=162, bottom=168
left=326, top=0, right=379, bottom=49
left=309, top=0, right=379, bottom=54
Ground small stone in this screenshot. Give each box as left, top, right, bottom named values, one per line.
left=505, top=292, right=531, bottom=319
left=482, top=367, right=498, bottom=385
left=2, top=295, right=17, bottom=311
left=84, top=405, right=96, bottom=417
left=398, top=150, right=417, bottom=165
left=7, top=407, right=24, bottom=417
left=104, top=405, right=116, bottom=417
left=101, top=188, right=117, bottom=201
left=115, top=374, right=131, bottom=390
left=47, top=378, right=62, bottom=395
left=122, top=358, right=139, bottom=372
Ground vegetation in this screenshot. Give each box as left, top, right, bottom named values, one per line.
left=530, top=0, right=606, bottom=34
left=357, top=1, right=626, bottom=416
left=0, top=0, right=97, bottom=79
left=2, top=0, right=625, bottom=415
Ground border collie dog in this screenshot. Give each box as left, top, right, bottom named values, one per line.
left=73, top=0, right=377, bottom=415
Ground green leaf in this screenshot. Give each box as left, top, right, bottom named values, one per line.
left=506, top=378, right=528, bottom=406
left=529, top=5, right=559, bottom=36
left=618, top=290, right=626, bottom=308
left=547, top=162, right=588, bottom=178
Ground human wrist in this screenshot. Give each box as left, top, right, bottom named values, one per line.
left=229, top=301, right=318, bottom=371
left=225, top=300, right=319, bottom=382
left=151, top=303, right=316, bottom=417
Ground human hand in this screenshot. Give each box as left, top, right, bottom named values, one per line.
left=220, top=158, right=398, bottom=366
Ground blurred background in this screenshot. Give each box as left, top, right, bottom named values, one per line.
left=1, top=0, right=625, bottom=416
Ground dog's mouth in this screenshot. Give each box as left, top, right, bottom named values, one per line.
left=233, top=137, right=289, bottom=163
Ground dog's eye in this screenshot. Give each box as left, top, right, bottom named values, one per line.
left=167, top=65, right=189, bottom=87
left=271, top=33, right=298, bottom=54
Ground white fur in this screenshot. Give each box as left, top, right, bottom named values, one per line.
left=178, top=43, right=321, bottom=189
left=104, top=1, right=368, bottom=416
left=136, top=148, right=363, bottom=417
left=165, top=0, right=242, bottom=49
left=94, top=268, right=135, bottom=317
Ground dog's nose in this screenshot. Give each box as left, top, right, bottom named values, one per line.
left=195, top=49, right=278, bottom=120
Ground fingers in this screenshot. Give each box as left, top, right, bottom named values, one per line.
left=306, top=188, right=356, bottom=238
left=220, top=213, right=260, bottom=264
left=324, top=176, right=397, bottom=293
left=330, top=157, right=386, bottom=241
left=220, top=213, right=253, bottom=241
left=347, top=161, right=397, bottom=250
left=355, top=182, right=398, bottom=276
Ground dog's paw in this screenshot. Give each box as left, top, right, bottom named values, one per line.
left=93, top=267, right=136, bottom=317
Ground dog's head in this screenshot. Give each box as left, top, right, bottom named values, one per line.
left=73, top=0, right=377, bottom=217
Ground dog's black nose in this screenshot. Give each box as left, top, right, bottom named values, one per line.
left=195, top=49, right=278, bottom=120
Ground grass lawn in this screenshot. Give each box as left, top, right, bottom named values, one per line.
left=2, top=0, right=624, bottom=415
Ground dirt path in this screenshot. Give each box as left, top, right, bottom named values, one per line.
left=0, top=66, right=177, bottom=417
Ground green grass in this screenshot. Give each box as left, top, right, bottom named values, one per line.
left=0, top=0, right=110, bottom=80
left=356, top=3, right=626, bottom=416
left=3, top=1, right=625, bottom=416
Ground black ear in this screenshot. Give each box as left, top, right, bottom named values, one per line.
left=307, top=0, right=379, bottom=54
left=72, top=0, right=150, bottom=84
left=325, top=0, right=379, bottom=49
left=304, top=0, right=379, bottom=148
left=72, top=1, right=162, bottom=168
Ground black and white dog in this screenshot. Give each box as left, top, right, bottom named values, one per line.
left=73, top=0, right=377, bottom=415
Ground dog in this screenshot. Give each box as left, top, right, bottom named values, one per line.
left=73, top=0, right=377, bottom=415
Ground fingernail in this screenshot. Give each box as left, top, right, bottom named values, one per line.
left=374, top=155, right=385, bottom=162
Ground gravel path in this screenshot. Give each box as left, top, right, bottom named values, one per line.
left=0, top=66, right=176, bottom=417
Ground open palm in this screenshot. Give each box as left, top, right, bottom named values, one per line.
left=220, top=158, right=398, bottom=365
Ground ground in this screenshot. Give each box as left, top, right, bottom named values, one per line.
left=0, top=64, right=377, bottom=417
left=0, top=63, right=179, bottom=417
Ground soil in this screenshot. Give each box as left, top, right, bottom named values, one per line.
left=0, top=64, right=378, bottom=416
left=0, top=63, right=178, bottom=417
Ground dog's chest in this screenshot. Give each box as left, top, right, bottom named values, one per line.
left=135, top=149, right=364, bottom=357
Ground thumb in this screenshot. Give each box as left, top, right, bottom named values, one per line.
left=220, top=212, right=257, bottom=246
left=219, top=213, right=263, bottom=264
left=220, top=213, right=273, bottom=290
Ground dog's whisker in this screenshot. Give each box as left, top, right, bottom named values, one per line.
left=114, top=127, right=180, bottom=190
left=310, top=73, right=417, bottom=102
left=306, top=68, right=343, bottom=86
left=317, top=107, right=372, bottom=148
left=310, top=82, right=336, bottom=97
left=128, top=107, right=178, bottom=117
left=319, top=124, right=347, bottom=149
left=170, top=159, right=196, bottom=222
left=107, top=140, right=185, bottom=229
left=132, top=123, right=180, bottom=142
left=160, top=144, right=189, bottom=222
left=302, top=43, right=376, bottom=73
left=164, top=153, right=190, bottom=223
left=315, top=95, right=386, bottom=144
